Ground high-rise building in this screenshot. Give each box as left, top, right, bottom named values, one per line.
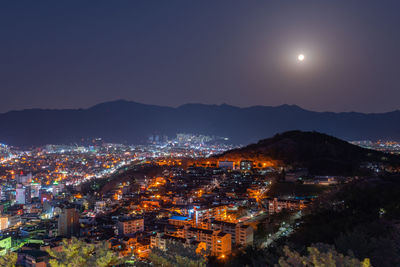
left=16, top=173, right=32, bottom=185
left=31, top=183, right=41, bottom=198
left=117, top=217, right=144, bottom=236
left=183, top=226, right=231, bottom=256
left=25, top=186, right=31, bottom=204
left=15, top=184, right=31, bottom=204
left=0, top=216, right=8, bottom=231
left=193, top=206, right=227, bottom=226
left=208, top=220, right=254, bottom=247
left=58, top=207, right=79, bottom=237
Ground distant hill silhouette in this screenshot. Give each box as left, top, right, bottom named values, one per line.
left=218, top=131, right=400, bottom=175
left=0, top=100, right=399, bottom=146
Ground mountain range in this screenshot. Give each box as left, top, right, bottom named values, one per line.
left=0, top=100, right=399, bottom=146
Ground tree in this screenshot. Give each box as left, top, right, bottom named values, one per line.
left=334, top=222, right=400, bottom=267
left=288, top=177, right=400, bottom=267
left=278, top=245, right=371, bottom=267
left=148, top=241, right=206, bottom=267
left=0, top=251, right=17, bottom=267
left=225, top=245, right=270, bottom=267
left=46, top=237, right=123, bottom=267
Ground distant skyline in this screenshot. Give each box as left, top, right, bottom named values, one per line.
left=1, top=1, right=400, bottom=113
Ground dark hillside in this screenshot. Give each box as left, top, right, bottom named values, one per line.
left=218, top=131, right=400, bottom=175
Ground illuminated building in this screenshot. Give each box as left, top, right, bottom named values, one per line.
left=209, top=220, right=253, bottom=246
left=235, top=224, right=254, bottom=246
left=193, top=205, right=227, bottom=226
left=267, top=198, right=308, bottom=214
left=117, top=217, right=144, bottom=236
left=95, top=201, right=107, bottom=213
left=240, top=160, right=253, bottom=171
left=150, top=232, right=206, bottom=255
left=218, top=161, right=234, bottom=169
left=0, top=216, right=8, bottom=231
left=168, top=216, right=192, bottom=226
left=16, top=184, right=31, bottom=204
left=183, top=226, right=231, bottom=256
left=16, top=172, right=32, bottom=185
left=17, top=250, right=49, bottom=267
left=150, top=232, right=175, bottom=251
left=212, top=231, right=231, bottom=257
left=58, top=207, right=80, bottom=237
left=8, top=215, right=21, bottom=227
left=31, top=183, right=41, bottom=198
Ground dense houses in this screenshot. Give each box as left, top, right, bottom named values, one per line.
left=267, top=198, right=308, bottom=214
left=0, top=137, right=345, bottom=265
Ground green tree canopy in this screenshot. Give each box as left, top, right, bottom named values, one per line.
left=278, top=245, right=371, bottom=267
left=46, top=237, right=123, bottom=267
left=0, top=251, right=17, bottom=267
left=148, top=241, right=206, bottom=267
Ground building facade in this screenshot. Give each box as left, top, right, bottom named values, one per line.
left=58, top=207, right=79, bottom=237
left=117, top=218, right=144, bottom=236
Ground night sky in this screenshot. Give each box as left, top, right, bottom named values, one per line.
left=1, top=1, right=400, bottom=113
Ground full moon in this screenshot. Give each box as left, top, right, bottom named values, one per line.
left=298, top=54, right=305, bottom=61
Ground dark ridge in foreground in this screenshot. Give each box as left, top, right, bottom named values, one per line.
left=218, top=130, right=400, bottom=175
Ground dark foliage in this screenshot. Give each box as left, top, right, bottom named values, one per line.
left=229, top=176, right=400, bottom=266
left=288, top=176, right=400, bottom=266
